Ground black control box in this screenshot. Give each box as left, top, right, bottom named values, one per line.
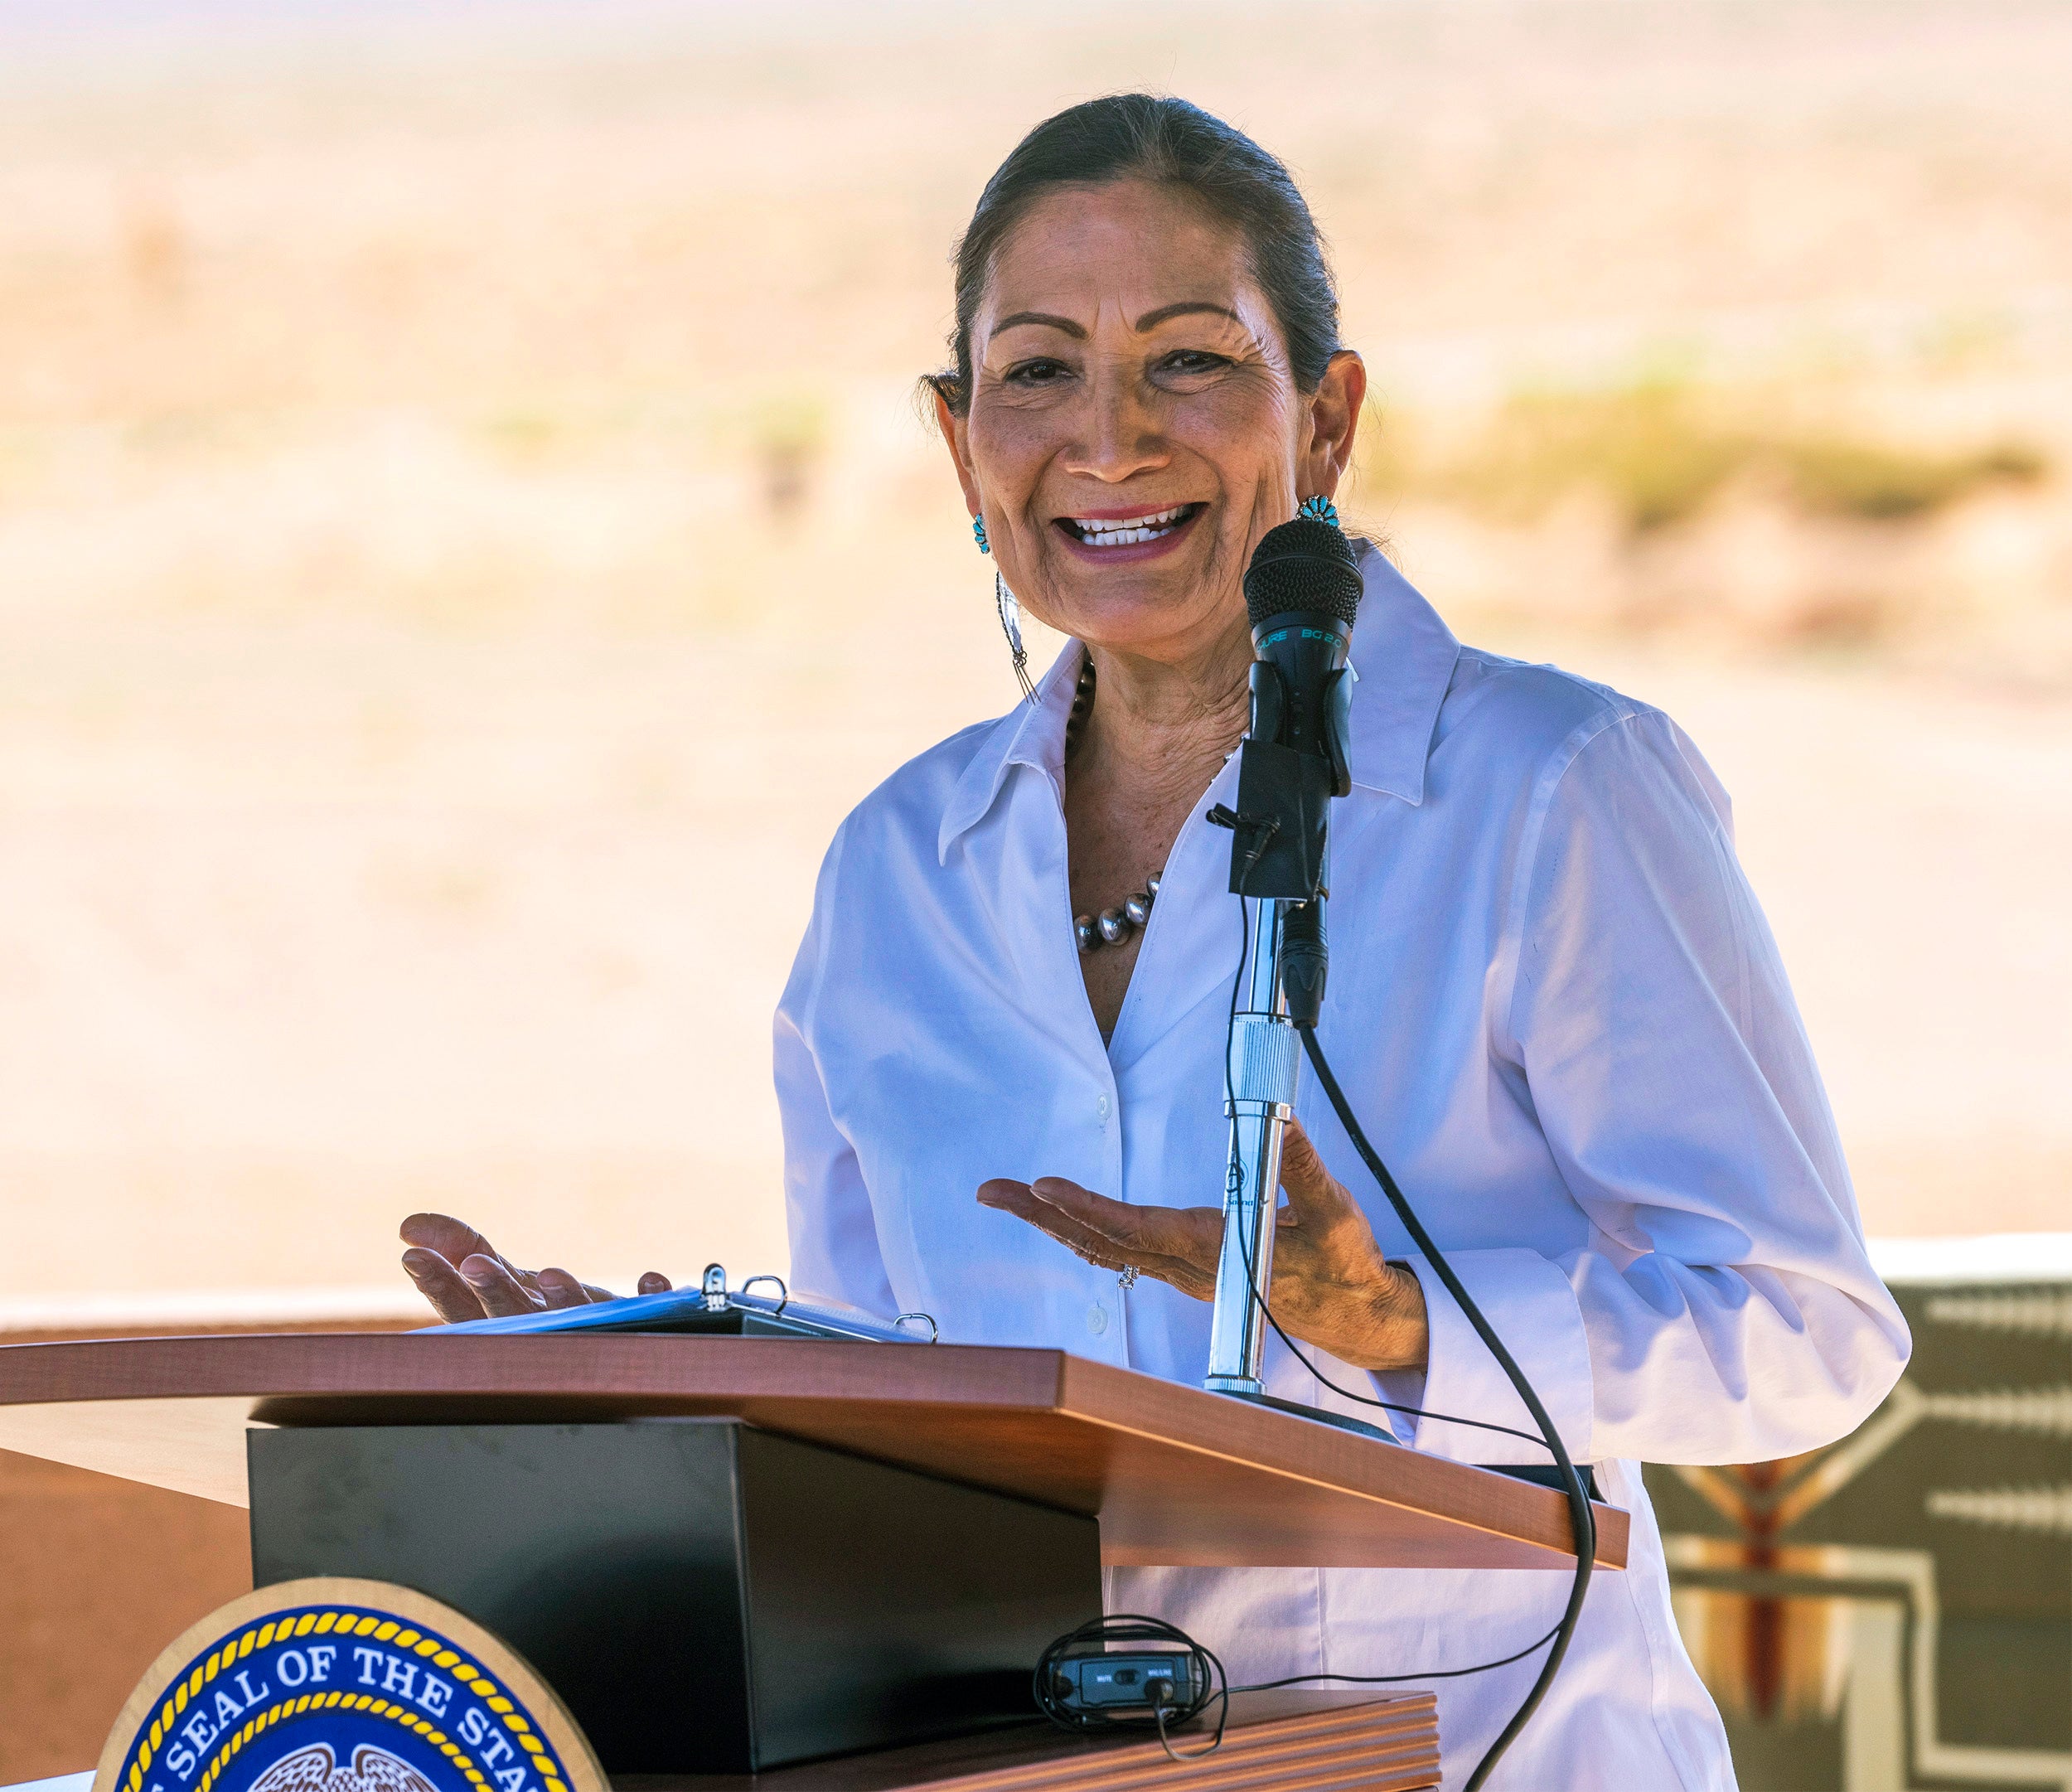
left=1048, top=1649, right=1202, bottom=1713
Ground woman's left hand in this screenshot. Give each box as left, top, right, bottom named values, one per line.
left=976, top=1119, right=1429, bottom=1372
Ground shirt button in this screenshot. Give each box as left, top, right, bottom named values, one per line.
left=1096, top=1094, right=1112, bottom=1121
left=1085, top=1303, right=1110, bottom=1337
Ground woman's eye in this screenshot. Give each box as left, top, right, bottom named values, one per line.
left=1159, top=350, right=1232, bottom=375
left=1004, top=358, right=1072, bottom=385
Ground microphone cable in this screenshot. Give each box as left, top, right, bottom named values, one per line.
left=1294, top=1022, right=1596, bottom=1791
left=1215, top=882, right=1596, bottom=1791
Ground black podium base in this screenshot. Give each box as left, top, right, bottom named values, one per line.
left=247, top=1418, right=1100, bottom=1775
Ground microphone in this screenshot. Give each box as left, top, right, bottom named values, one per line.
left=1203, top=514, right=1363, bottom=1389
left=1244, top=516, right=1362, bottom=782
left=1217, top=516, right=1363, bottom=905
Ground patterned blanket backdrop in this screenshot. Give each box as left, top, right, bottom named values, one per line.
left=1643, top=1237, right=2072, bottom=1791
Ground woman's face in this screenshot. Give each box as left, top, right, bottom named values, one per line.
left=938, top=179, right=1364, bottom=667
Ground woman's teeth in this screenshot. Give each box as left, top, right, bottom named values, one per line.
left=1072, top=505, right=1193, bottom=546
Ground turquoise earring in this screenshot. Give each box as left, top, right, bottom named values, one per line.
left=975, top=512, right=1034, bottom=704
left=1298, top=494, right=1341, bottom=528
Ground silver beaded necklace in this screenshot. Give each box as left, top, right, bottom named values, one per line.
left=1064, top=656, right=1162, bottom=956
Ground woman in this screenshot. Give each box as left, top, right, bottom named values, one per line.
left=404, top=96, right=1910, bottom=1790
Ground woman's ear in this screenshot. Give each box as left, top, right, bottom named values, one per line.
left=932, top=386, right=984, bottom=518
left=1302, top=350, right=1368, bottom=497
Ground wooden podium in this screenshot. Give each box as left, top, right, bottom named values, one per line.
left=0, top=1334, right=1626, bottom=1788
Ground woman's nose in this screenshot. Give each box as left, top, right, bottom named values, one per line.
left=1061, top=361, right=1169, bottom=483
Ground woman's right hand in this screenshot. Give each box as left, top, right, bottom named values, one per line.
left=399, top=1213, right=673, bottom=1323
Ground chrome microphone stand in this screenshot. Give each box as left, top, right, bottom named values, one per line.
left=1203, top=894, right=1302, bottom=1395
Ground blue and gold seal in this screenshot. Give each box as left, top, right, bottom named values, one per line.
left=94, top=1578, right=605, bottom=1792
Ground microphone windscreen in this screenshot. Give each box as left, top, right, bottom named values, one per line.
left=1243, top=518, right=1363, bottom=630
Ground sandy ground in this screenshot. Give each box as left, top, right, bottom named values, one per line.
left=6, top=593, right=2066, bottom=1303
left=2, top=0, right=2069, bottom=1305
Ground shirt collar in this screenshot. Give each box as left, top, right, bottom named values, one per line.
left=936, top=542, right=1460, bottom=861
left=1341, top=539, right=1461, bottom=805
left=937, top=640, right=1082, bottom=861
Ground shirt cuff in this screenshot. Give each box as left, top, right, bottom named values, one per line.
left=1382, top=1247, right=1595, bottom=1465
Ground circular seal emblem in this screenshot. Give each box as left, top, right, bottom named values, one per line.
left=94, top=1578, right=605, bottom=1792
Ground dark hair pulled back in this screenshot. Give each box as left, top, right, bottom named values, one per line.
left=929, top=94, right=1341, bottom=415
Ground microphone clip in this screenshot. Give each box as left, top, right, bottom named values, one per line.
left=1214, top=740, right=1333, bottom=900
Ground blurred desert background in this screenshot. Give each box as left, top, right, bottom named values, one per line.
left=3, top=0, right=2070, bottom=1317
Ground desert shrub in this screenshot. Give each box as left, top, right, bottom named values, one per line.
left=1447, top=383, right=1746, bottom=532
left=1779, top=439, right=2045, bottom=521
left=1426, top=383, right=2047, bottom=536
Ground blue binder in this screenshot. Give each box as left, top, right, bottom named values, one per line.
left=428, top=1281, right=931, bottom=1344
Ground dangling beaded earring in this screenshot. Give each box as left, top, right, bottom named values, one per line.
left=1298, top=494, right=1341, bottom=527
left=974, top=512, right=1036, bottom=704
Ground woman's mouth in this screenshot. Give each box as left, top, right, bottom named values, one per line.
left=1053, top=502, right=1205, bottom=559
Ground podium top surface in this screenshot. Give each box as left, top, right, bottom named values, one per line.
left=0, top=1332, right=1624, bottom=1572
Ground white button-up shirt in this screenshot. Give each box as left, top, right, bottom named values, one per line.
left=774, top=544, right=1910, bottom=1791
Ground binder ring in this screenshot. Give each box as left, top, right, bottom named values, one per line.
left=894, top=1311, right=939, bottom=1343
left=740, top=1273, right=789, bottom=1315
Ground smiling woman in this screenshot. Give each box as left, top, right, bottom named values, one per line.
left=922, top=108, right=1368, bottom=1037
left=399, top=95, right=1910, bottom=1792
